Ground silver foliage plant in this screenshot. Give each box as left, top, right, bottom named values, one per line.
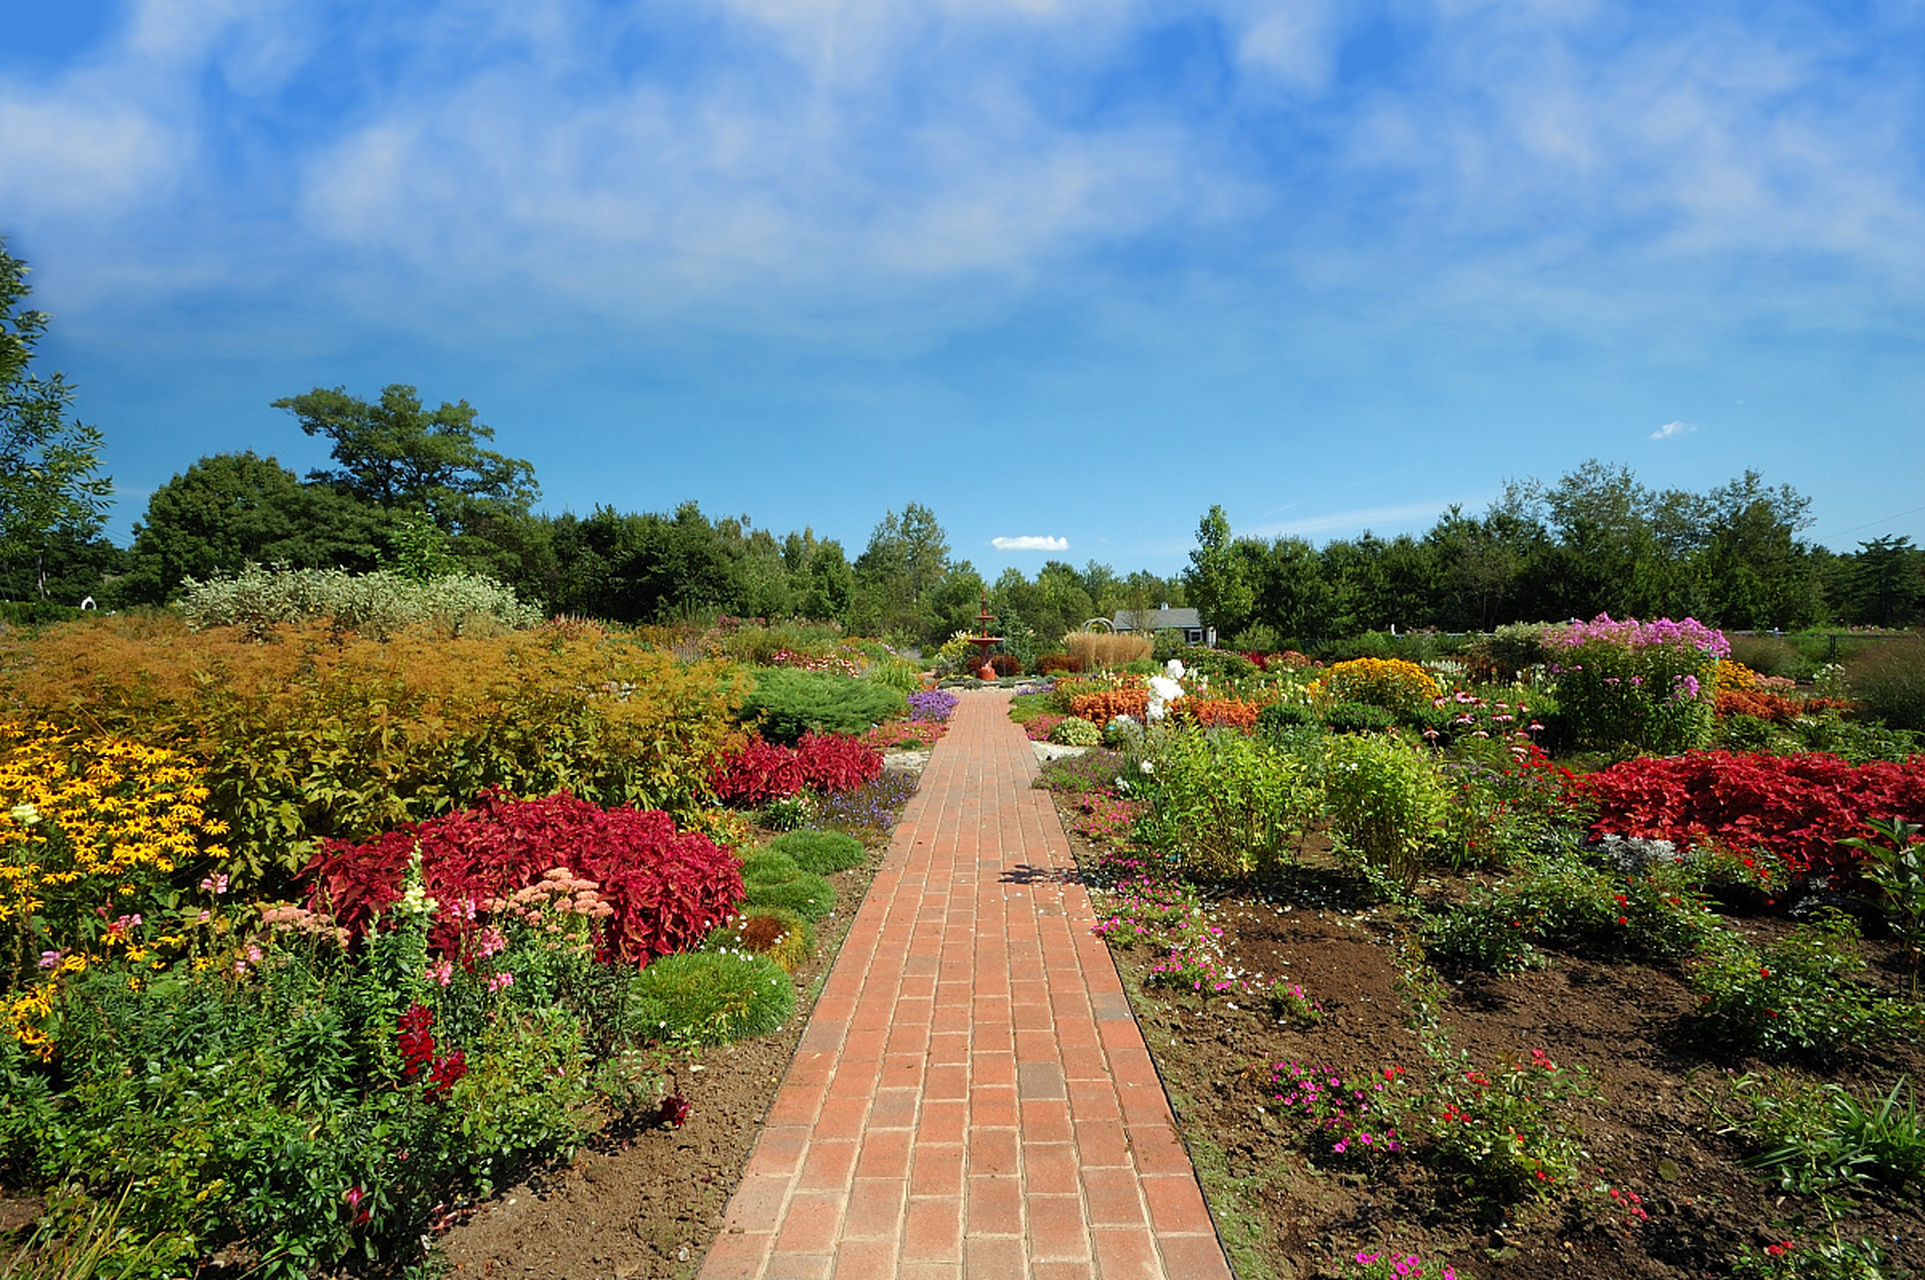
left=179, top=563, right=541, bottom=639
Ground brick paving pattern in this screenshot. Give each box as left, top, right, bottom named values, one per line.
left=699, top=689, right=1232, bottom=1279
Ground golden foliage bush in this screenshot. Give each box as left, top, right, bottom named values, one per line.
left=1064, top=632, right=1152, bottom=670
left=1306, top=657, right=1441, bottom=714
left=0, top=616, right=749, bottom=894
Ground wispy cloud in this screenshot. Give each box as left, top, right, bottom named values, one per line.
left=1650, top=420, right=1698, bottom=440
left=991, top=535, right=1069, bottom=552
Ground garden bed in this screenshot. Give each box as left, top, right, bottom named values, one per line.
left=1054, top=810, right=1925, bottom=1280
left=439, top=836, right=888, bottom=1279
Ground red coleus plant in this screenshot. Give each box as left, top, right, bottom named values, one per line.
left=709, top=732, right=882, bottom=807
left=1583, top=751, right=1925, bottom=880
left=304, top=790, right=744, bottom=965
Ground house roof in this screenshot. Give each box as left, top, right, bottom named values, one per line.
left=1111, top=606, right=1203, bottom=631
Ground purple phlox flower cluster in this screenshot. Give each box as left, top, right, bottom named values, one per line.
left=1544, top=613, right=1729, bottom=658
left=907, top=689, right=959, bottom=722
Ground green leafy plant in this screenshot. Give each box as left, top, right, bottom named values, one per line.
left=706, top=908, right=814, bottom=972
left=1847, top=638, right=1925, bottom=734
left=1136, top=729, right=1313, bottom=880
left=1724, top=1071, right=1925, bottom=1196
left=1422, top=895, right=1545, bottom=976
left=1323, top=701, right=1400, bottom=735
left=1319, top=733, right=1449, bottom=890
left=1690, top=913, right=1921, bottom=1060
left=629, top=951, right=795, bottom=1045
left=1047, top=716, right=1103, bottom=747
left=1425, top=1049, right=1593, bottom=1206
left=767, top=829, right=866, bottom=875
left=1838, top=816, right=1925, bottom=996
left=179, top=563, right=540, bottom=639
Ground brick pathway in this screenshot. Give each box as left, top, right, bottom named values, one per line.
left=698, top=689, right=1232, bottom=1280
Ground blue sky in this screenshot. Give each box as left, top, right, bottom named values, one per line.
left=3, top=0, right=1922, bottom=576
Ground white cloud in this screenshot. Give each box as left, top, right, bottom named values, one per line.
left=991, top=535, right=1069, bottom=551
left=1650, top=420, right=1698, bottom=439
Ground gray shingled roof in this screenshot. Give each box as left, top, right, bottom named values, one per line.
left=1110, top=606, right=1202, bottom=632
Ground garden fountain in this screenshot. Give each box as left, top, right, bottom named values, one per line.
left=967, top=589, right=1003, bottom=681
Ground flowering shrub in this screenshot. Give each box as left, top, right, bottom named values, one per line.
left=0, top=724, right=225, bottom=982
left=179, top=563, right=541, bottom=638
left=0, top=617, right=747, bottom=895
left=1426, top=1049, right=1592, bottom=1203
left=1243, top=650, right=1318, bottom=672
left=1060, top=792, right=1144, bottom=845
left=1583, top=751, right=1925, bottom=882
left=1689, top=913, right=1921, bottom=1059
left=1715, top=689, right=1857, bottom=724
left=768, top=646, right=863, bottom=678
left=304, top=790, right=743, bottom=965
left=1136, top=729, right=1313, bottom=879
left=1320, top=734, right=1451, bottom=889
left=813, top=770, right=919, bottom=837
left=1035, top=653, right=1083, bottom=675
left=907, top=689, right=959, bottom=722
left=1272, top=1063, right=1408, bottom=1163
left=1309, top=658, right=1441, bottom=714
left=1544, top=614, right=1726, bottom=753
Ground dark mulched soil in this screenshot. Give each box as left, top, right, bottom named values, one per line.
left=1053, top=806, right=1925, bottom=1280
left=436, top=836, right=886, bottom=1280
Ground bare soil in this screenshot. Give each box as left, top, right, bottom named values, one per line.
left=1055, top=807, right=1925, bottom=1280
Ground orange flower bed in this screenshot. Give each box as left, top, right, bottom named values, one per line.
left=1188, top=698, right=1261, bottom=729
left=1070, top=688, right=1150, bottom=723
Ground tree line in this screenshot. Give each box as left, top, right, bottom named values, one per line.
left=2, top=237, right=1920, bottom=641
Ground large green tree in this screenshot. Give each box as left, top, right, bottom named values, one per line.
left=0, top=238, right=113, bottom=600
left=1184, top=505, right=1254, bottom=639
left=119, top=451, right=395, bottom=603
left=272, top=384, right=538, bottom=532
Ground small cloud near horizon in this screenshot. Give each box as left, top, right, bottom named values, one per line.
left=991, top=535, right=1069, bottom=552
left=1651, top=420, right=1698, bottom=440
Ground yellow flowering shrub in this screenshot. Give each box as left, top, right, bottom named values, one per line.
left=0, top=615, right=749, bottom=894
left=0, top=724, right=226, bottom=1056
left=1306, top=658, right=1442, bottom=714
left=1715, top=660, right=1760, bottom=693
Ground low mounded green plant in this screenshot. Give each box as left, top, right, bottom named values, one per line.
left=1319, top=733, right=1449, bottom=890
left=1690, top=913, right=1921, bottom=1060
left=1048, top=716, right=1102, bottom=747
left=739, top=667, right=908, bottom=744
left=629, top=951, right=795, bottom=1045
left=1424, top=1048, right=1593, bottom=1207
left=768, top=829, right=866, bottom=874
left=739, top=850, right=837, bottom=920
left=1423, top=895, right=1546, bottom=976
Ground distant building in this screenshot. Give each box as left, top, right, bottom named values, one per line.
left=1109, top=604, right=1214, bottom=647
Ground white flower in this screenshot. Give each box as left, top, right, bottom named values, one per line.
left=1148, top=675, right=1184, bottom=703
left=9, top=803, right=40, bottom=828
left=1165, top=659, right=1185, bottom=679
left=1139, top=760, right=1155, bottom=775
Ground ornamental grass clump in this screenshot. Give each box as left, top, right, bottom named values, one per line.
left=739, top=850, right=837, bottom=921
left=629, top=951, right=794, bottom=1045
left=768, top=828, right=866, bottom=874
left=1543, top=614, right=1727, bottom=753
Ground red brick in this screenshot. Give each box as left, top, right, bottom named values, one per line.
left=967, top=1127, right=1021, bottom=1177
left=1157, top=1232, right=1235, bottom=1278
left=840, top=1177, right=908, bottom=1239
left=828, top=1237, right=898, bottom=1280
left=772, top=1191, right=843, bottom=1254
left=965, top=1174, right=1023, bottom=1235
left=1141, top=1172, right=1213, bottom=1234
left=963, top=1234, right=1027, bottom=1279
left=1080, top=1166, right=1148, bottom=1226
left=909, top=1143, right=965, bottom=1197
left=901, top=1195, right=963, bottom=1262
left=1026, top=1194, right=1093, bottom=1260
